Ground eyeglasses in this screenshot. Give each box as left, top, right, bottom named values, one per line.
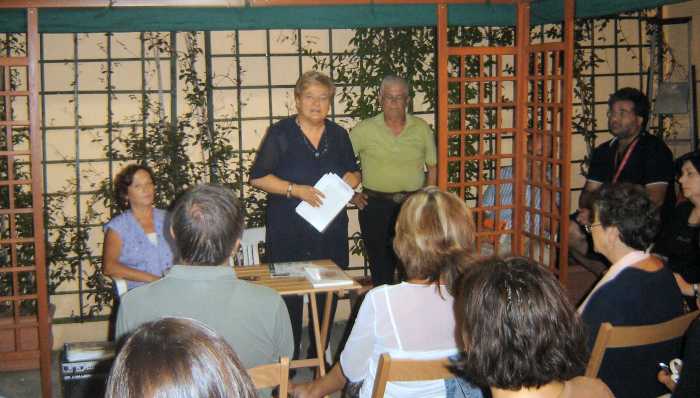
left=301, top=94, right=330, bottom=103
left=606, top=109, right=635, bottom=119
left=584, top=222, right=601, bottom=234
left=383, top=95, right=407, bottom=102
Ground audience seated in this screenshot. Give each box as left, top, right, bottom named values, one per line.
left=452, top=256, right=614, bottom=398
left=578, top=183, right=684, bottom=397
left=115, top=184, right=293, bottom=372
left=102, top=164, right=174, bottom=290
left=655, top=150, right=700, bottom=309
left=291, top=186, right=482, bottom=398
left=105, top=317, right=257, bottom=398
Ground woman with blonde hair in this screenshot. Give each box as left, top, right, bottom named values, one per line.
left=291, top=186, right=481, bottom=398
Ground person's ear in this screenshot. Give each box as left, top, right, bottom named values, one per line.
left=170, top=226, right=176, bottom=240
left=607, top=225, right=621, bottom=247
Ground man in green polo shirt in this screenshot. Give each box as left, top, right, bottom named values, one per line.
left=350, top=76, right=437, bottom=286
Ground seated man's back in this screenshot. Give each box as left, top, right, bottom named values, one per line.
left=116, top=264, right=293, bottom=369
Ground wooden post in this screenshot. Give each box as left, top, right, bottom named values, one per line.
left=559, top=0, right=575, bottom=285
left=513, top=0, right=530, bottom=255
left=437, top=3, right=448, bottom=191
left=27, top=7, right=52, bottom=398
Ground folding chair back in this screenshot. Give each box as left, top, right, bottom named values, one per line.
left=585, top=310, right=699, bottom=377
left=247, top=356, right=289, bottom=396
left=371, top=353, right=455, bottom=398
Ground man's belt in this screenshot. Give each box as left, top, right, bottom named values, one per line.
left=363, top=188, right=416, bottom=204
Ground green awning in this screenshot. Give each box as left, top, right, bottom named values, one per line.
left=0, top=0, right=688, bottom=33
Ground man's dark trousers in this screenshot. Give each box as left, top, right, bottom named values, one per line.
left=359, top=196, right=402, bottom=287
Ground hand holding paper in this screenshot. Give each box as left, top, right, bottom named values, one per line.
left=294, top=184, right=325, bottom=207
left=295, top=173, right=354, bottom=232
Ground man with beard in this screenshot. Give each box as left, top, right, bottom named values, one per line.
left=568, top=87, right=675, bottom=273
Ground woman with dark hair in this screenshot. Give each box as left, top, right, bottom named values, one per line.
left=103, top=164, right=173, bottom=290
left=250, top=71, right=360, bottom=360
left=655, top=150, right=700, bottom=307
left=105, top=317, right=257, bottom=398
left=452, top=256, right=613, bottom=398
left=579, top=183, right=684, bottom=398
left=291, top=187, right=481, bottom=398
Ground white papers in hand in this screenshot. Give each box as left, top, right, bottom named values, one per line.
left=295, top=173, right=354, bottom=232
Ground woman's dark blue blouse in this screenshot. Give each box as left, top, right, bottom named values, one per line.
left=250, top=117, right=358, bottom=268
left=582, top=267, right=684, bottom=398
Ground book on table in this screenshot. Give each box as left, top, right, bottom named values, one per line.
left=304, top=266, right=353, bottom=288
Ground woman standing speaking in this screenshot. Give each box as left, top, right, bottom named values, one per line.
left=250, top=71, right=360, bottom=360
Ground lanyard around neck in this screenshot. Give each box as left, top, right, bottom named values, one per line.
left=612, top=136, right=639, bottom=183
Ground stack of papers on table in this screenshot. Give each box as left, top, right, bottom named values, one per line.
left=304, top=266, right=353, bottom=288
left=295, top=173, right=354, bottom=232
left=270, top=262, right=313, bottom=277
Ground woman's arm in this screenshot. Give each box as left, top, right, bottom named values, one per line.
left=342, top=171, right=361, bottom=189
left=102, top=229, right=160, bottom=282
left=290, top=363, right=347, bottom=398
left=249, top=174, right=325, bottom=207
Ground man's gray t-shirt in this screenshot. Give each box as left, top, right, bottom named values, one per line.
left=116, top=265, right=294, bottom=369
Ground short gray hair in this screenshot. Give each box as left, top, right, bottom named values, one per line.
left=171, top=184, right=244, bottom=266
left=294, top=70, right=336, bottom=98
left=379, top=75, right=409, bottom=97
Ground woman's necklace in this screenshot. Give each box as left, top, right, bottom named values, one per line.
left=296, top=118, right=328, bottom=159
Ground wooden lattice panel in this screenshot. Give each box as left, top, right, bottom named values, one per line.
left=0, top=57, right=39, bottom=369
left=0, top=10, right=50, bottom=385
left=522, top=43, right=568, bottom=270
left=438, top=1, right=573, bottom=282
left=0, top=56, right=42, bottom=370
left=445, top=48, right=519, bottom=254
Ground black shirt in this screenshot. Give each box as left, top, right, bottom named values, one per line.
left=654, top=200, right=700, bottom=283
left=581, top=266, right=684, bottom=398
left=587, top=131, right=675, bottom=220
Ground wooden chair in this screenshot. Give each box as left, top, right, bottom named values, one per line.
left=370, top=353, right=455, bottom=398
left=585, top=310, right=700, bottom=377
left=247, top=356, right=289, bottom=397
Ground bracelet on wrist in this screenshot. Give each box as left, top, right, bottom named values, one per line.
left=286, top=183, right=294, bottom=198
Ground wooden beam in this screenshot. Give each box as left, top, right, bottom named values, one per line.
left=27, top=7, right=52, bottom=398
left=0, top=0, right=517, bottom=9
left=513, top=0, right=530, bottom=255
left=437, top=3, right=448, bottom=191
left=559, top=0, right=575, bottom=285
left=251, top=0, right=516, bottom=6
left=0, top=0, right=243, bottom=8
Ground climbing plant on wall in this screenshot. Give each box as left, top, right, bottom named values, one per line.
left=1, top=10, right=673, bottom=322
